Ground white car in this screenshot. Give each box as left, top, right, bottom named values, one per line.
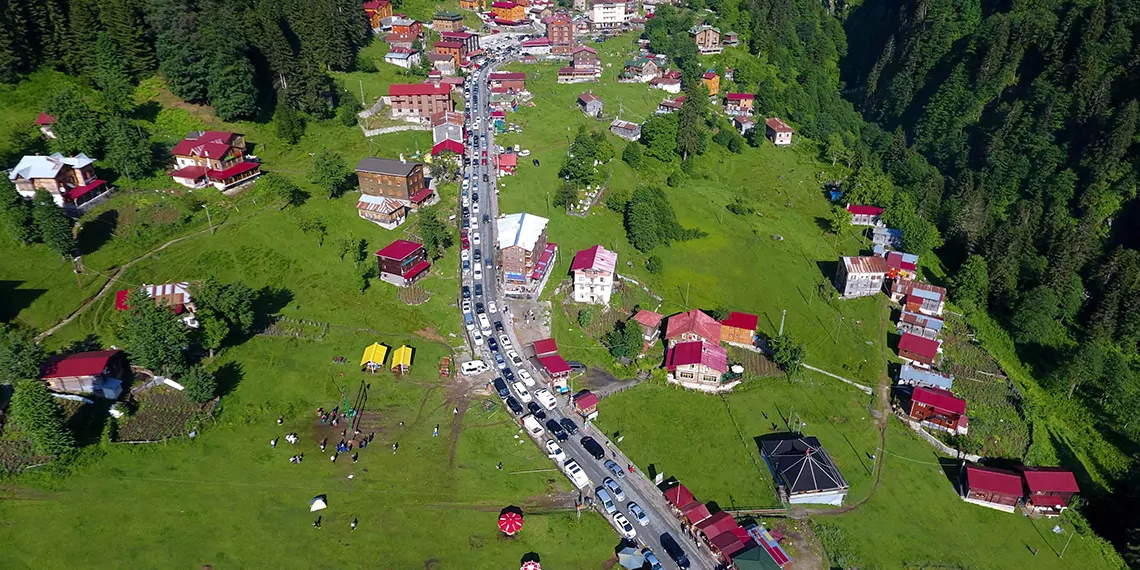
left=612, top=512, right=636, bottom=539
left=473, top=233, right=482, bottom=245
left=512, top=381, right=532, bottom=403
left=563, top=459, right=589, bottom=489
left=472, top=202, right=479, bottom=214
left=478, top=313, right=492, bottom=333
left=472, top=331, right=484, bottom=346
left=488, top=302, right=498, bottom=314
left=461, top=300, right=472, bottom=313
left=462, top=196, right=470, bottom=207
left=535, top=389, right=557, bottom=410
left=464, top=313, right=475, bottom=331
left=517, top=368, right=535, bottom=387
left=499, top=334, right=512, bottom=349
left=473, top=265, right=483, bottom=280
left=546, top=440, right=566, bottom=462
left=461, top=249, right=470, bottom=261
left=507, top=350, right=523, bottom=366
left=460, top=360, right=489, bottom=375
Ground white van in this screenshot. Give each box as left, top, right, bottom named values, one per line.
left=521, top=414, right=545, bottom=441
left=535, top=389, right=557, bottom=410
left=563, top=459, right=590, bottom=489
left=460, top=360, right=488, bottom=375
left=478, top=314, right=492, bottom=333
left=512, top=381, right=532, bottom=403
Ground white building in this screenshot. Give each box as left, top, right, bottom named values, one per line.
left=588, top=0, right=626, bottom=30
left=570, top=245, right=617, bottom=305
left=834, top=256, right=887, bottom=299
left=383, top=47, right=421, bottom=69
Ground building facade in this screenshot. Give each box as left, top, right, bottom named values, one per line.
left=9, top=153, right=110, bottom=211
left=835, top=256, right=887, bottom=298
left=689, top=25, right=722, bottom=54
left=546, top=15, right=575, bottom=53
left=570, top=245, right=617, bottom=305
left=588, top=0, right=626, bottom=30
left=170, top=131, right=260, bottom=191
left=432, top=11, right=465, bottom=32
left=765, top=117, right=793, bottom=146
left=376, top=239, right=431, bottom=287
left=387, top=83, right=455, bottom=118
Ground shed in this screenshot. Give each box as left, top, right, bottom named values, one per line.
left=898, top=333, right=940, bottom=367
left=963, top=465, right=1023, bottom=512
left=760, top=435, right=849, bottom=506
left=719, top=311, right=758, bottom=345
left=681, top=501, right=712, bottom=525
left=577, top=92, right=603, bottom=116
left=39, top=350, right=125, bottom=396
left=908, top=386, right=967, bottom=434
left=573, top=390, right=599, bottom=419
left=360, top=343, right=389, bottom=372
left=391, top=345, right=413, bottom=374
left=695, top=510, right=739, bottom=540
left=663, top=482, right=697, bottom=511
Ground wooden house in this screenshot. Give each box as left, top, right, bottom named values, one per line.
left=665, top=340, right=728, bottom=386
left=963, top=465, right=1023, bottom=512
left=665, top=310, right=721, bottom=346
left=170, top=131, right=260, bottom=191
left=491, top=1, right=526, bottom=24
left=846, top=204, right=884, bottom=226
left=39, top=350, right=125, bottom=398
left=689, top=25, right=722, bottom=54
left=375, top=239, right=431, bottom=287
left=573, top=390, right=599, bottom=420
left=701, top=72, right=720, bottom=96
left=1021, top=468, right=1080, bottom=516
left=898, top=332, right=940, bottom=368
left=9, top=153, right=109, bottom=212
left=719, top=312, right=757, bottom=345
left=363, top=0, right=393, bottom=28
left=432, top=11, right=465, bottom=32
left=835, top=255, right=887, bottom=299
left=908, top=386, right=967, bottom=434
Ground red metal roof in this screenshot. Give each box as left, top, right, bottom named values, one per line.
left=434, top=40, right=464, bottom=49
left=725, top=93, right=754, bottom=100
left=521, top=37, right=551, bottom=46
left=410, top=188, right=434, bottom=204
left=710, top=531, right=747, bottom=558
left=681, top=501, right=711, bottom=524
left=633, top=310, right=664, bottom=328
left=401, top=259, right=431, bottom=280
left=702, top=72, right=717, bottom=79
left=376, top=239, right=424, bottom=261
left=388, top=83, right=451, bottom=97
left=573, top=390, right=599, bottom=409
left=530, top=243, right=557, bottom=281
left=40, top=350, right=120, bottom=379
left=1029, top=495, right=1067, bottom=507
left=63, top=179, right=107, bottom=201
left=967, top=466, right=1023, bottom=496
left=846, top=204, right=883, bottom=216
left=665, top=340, right=728, bottom=373
left=569, top=245, right=611, bottom=272
left=765, top=117, right=792, bottom=133
left=491, top=1, right=517, bottom=7
left=170, top=165, right=208, bottom=179
left=171, top=131, right=238, bottom=157
left=886, top=251, right=918, bottom=271
left=491, top=71, right=526, bottom=81
left=664, top=483, right=696, bottom=510
left=911, top=386, right=966, bottom=415
left=532, top=338, right=559, bottom=356
left=538, top=354, right=571, bottom=375
left=665, top=310, right=721, bottom=343
left=498, top=153, right=517, bottom=167
left=431, top=139, right=465, bottom=155
left=899, top=333, right=940, bottom=360
left=362, top=0, right=390, bottom=9
left=1022, top=468, right=1080, bottom=494
left=35, top=112, right=56, bottom=125
left=114, top=289, right=130, bottom=311
left=696, top=510, right=739, bottom=537
left=207, top=161, right=259, bottom=180
left=720, top=311, right=758, bottom=331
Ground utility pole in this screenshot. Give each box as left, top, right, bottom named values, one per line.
left=1060, top=528, right=1076, bottom=558
left=359, top=78, right=365, bottom=106
left=778, top=309, right=787, bottom=336
left=202, top=204, right=213, bottom=234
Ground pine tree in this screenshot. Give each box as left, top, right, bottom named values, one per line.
left=199, top=0, right=258, bottom=119
left=94, top=32, right=135, bottom=113
left=65, top=0, right=103, bottom=75
left=145, top=0, right=208, bottom=102
left=0, top=176, right=36, bottom=244
left=180, top=365, right=217, bottom=403
left=274, top=101, right=305, bottom=144
left=31, top=191, right=75, bottom=257
left=99, top=0, right=156, bottom=80
left=10, top=378, right=75, bottom=456
left=103, top=115, right=153, bottom=183
left=0, top=323, right=46, bottom=380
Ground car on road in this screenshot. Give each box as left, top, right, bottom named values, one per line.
left=512, top=382, right=532, bottom=403
left=488, top=302, right=497, bottom=314
left=507, top=350, right=523, bottom=366
left=472, top=202, right=479, bottom=214
left=596, top=488, right=617, bottom=514
left=546, top=440, right=566, bottom=462
left=603, top=477, right=625, bottom=501
left=461, top=249, right=470, bottom=261
left=461, top=235, right=469, bottom=247
left=517, top=368, right=535, bottom=386
left=473, top=233, right=482, bottom=245
left=604, top=459, right=625, bottom=479
left=505, top=396, right=523, bottom=415
left=559, top=417, right=579, bottom=435
left=659, top=533, right=691, bottom=569
left=473, top=248, right=482, bottom=261
left=474, top=284, right=483, bottom=297
left=563, top=459, right=589, bottom=489
left=473, top=265, right=482, bottom=280
left=612, top=512, right=636, bottom=539
left=628, top=502, right=649, bottom=526
left=483, top=214, right=489, bottom=223
left=526, top=401, right=546, bottom=419
left=479, top=314, right=491, bottom=333
left=568, top=360, right=586, bottom=372
left=464, top=312, right=475, bottom=331
left=472, top=192, right=479, bottom=202
left=472, top=330, right=484, bottom=345
left=483, top=174, right=488, bottom=182
left=642, top=549, right=663, bottom=570
left=493, top=320, right=504, bottom=332
left=462, top=285, right=471, bottom=299
left=494, top=352, right=507, bottom=369
left=475, top=302, right=485, bottom=314
left=492, top=378, right=509, bottom=399
left=481, top=158, right=487, bottom=166
left=498, top=334, right=512, bottom=349
left=535, top=388, right=557, bottom=410
left=581, top=436, right=605, bottom=460
left=502, top=368, right=515, bottom=382
left=460, top=360, right=488, bottom=375
left=487, top=337, right=498, bottom=352
left=545, top=419, right=568, bottom=441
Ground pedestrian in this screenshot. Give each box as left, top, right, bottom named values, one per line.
left=352, top=453, right=359, bottom=464
left=342, top=429, right=347, bottom=438
left=320, top=439, right=327, bottom=452
left=369, top=432, right=375, bottom=442
left=433, top=424, right=439, bottom=437
left=313, top=517, right=321, bottom=529
left=497, top=461, right=503, bottom=471
left=393, top=442, right=399, bottom=454
left=355, top=429, right=361, bottom=436
left=360, top=439, right=367, bottom=449
left=330, top=454, right=337, bottom=463
left=627, top=463, right=633, bottom=473
left=347, top=441, right=353, bottom=452
left=399, top=421, right=404, bottom=428
left=351, top=518, right=358, bottom=531
left=271, top=438, right=278, bottom=449
left=277, top=415, right=283, bottom=425
left=453, top=407, right=459, bottom=416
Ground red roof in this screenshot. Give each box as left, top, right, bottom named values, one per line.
left=846, top=204, right=883, bottom=216
left=431, top=139, right=465, bottom=155
left=114, top=289, right=130, bottom=311
left=725, top=93, right=754, bottom=101
left=765, top=117, right=792, bottom=133
left=493, top=16, right=525, bottom=25
left=899, top=333, right=940, bottom=360
left=207, top=161, right=259, bottom=180
left=911, top=386, right=966, bottom=415
left=63, top=179, right=107, bottom=201
left=966, top=466, right=1024, bottom=497
left=40, top=350, right=120, bottom=379
left=410, top=188, right=434, bottom=204
left=664, top=483, right=696, bottom=510
left=538, top=354, right=571, bottom=375
left=376, top=239, right=424, bottom=261
left=491, top=71, right=526, bottom=81
left=401, top=259, right=431, bottom=280
left=35, top=112, right=56, bottom=125
left=491, top=1, right=517, bottom=7
left=490, top=110, right=506, bottom=118
left=498, top=153, right=517, bottom=167
left=682, top=501, right=711, bottom=524
left=710, top=531, right=747, bottom=557
left=362, top=0, right=390, bottom=10
left=633, top=310, right=664, bottom=328
left=574, top=45, right=597, bottom=54
left=665, top=340, right=728, bottom=373
left=521, top=37, right=551, bottom=46
left=720, top=311, right=758, bottom=331
left=388, top=83, right=451, bottom=97
left=170, top=165, right=208, bottom=180
left=573, top=390, right=599, bottom=409
left=171, top=131, right=238, bottom=157
left=696, top=510, right=739, bottom=537
left=532, top=338, right=559, bottom=356
left=665, top=310, right=721, bottom=343
left=1022, top=468, right=1080, bottom=494
left=434, top=40, right=464, bottom=49
left=886, top=251, right=918, bottom=271
left=441, top=31, right=475, bottom=40
left=702, top=72, right=717, bottom=80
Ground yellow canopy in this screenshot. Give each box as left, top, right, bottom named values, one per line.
left=391, top=345, right=413, bottom=370
left=360, top=343, right=388, bottom=366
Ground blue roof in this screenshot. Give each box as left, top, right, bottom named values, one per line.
left=829, top=190, right=843, bottom=201
left=912, top=288, right=943, bottom=301
left=874, top=227, right=903, bottom=238
left=901, top=311, right=943, bottom=332
left=899, top=364, right=954, bottom=390
left=900, top=252, right=920, bottom=264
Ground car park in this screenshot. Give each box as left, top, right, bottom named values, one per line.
left=505, top=396, right=523, bottom=415
left=545, top=419, right=568, bottom=441
left=581, top=436, right=605, bottom=460
left=612, top=512, right=636, bottom=539
left=517, top=368, right=535, bottom=386
left=473, top=233, right=481, bottom=245
left=559, top=417, right=579, bottom=435
left=604, top=459, right=625, bottom=479
left=464, top=312, right=474, bottom=331
left=603, top=477, right=626, bottom=501
left=596, top=488, right=617, bottom=514
left=512, top=382, right=532, bottom=403
left=478, top=314, right=491, bottom=332
left=535, top=389, right=557, bottom=410
left=473, top=249, right=482, bottom=261
left=473, top=265, right=482, bottom=280
left=642, top=549, right=663, bottom=570
left=628, top=502, right=649, bottom=526
left=546, top=440, right=566, bottom=462
left=472, top=202, right=479, bottom=214
left=461, top=249, right=470, bottom=261
left=526, top=401, right=546, bottom=419
left=461, top=260, right=471, bottom=272
left=498, top=334, right=512, bottom=349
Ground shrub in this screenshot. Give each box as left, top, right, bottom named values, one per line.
left=181, top=366, right=217, bottom=404
left=646, top=255, right=663, bottom=274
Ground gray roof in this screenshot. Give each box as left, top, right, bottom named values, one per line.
left=898, top=364, right=954, bottom=391
left=9, top=153, right=94, bottom=181
left=355, top=157, right=421, bottom=177
left=761, top=435, right=848, bottom=495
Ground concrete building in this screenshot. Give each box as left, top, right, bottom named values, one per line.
left=387, top=83, right=455, bottom=119
left=546, top=14, right=576, bottom=54
left=570, top=245, right=617, bottom=305
left=497, top=213, right=555, bottom=297
left=765, top=117, right=793, bottom=146
left=588, top=0, right=626, bottom=30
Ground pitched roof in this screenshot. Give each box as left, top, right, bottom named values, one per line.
left=886, top=251, right=919, bottom=271
left=842, top=255, right=888, bottom=275
left=490, top=71, right=527, bottom=81
left=765, top=117, right=792, bottom=132
left=1021, top=468, right=1080, bottom=494
left=893, top=280, right=947, bottom=302
left=632, top=310, right=664, bottom=328
left=35, top=112, right=56, bottom=125
left=696, top=510, right=740, bottom=538
left=573, top=390, right=599, bottom=409
left=898, top=311, right=944, bottom=332
left=388, top=83, right=451, bottom=97
left=430, top=110, right=464, bottom=127
left=532, top=338, right=559, bottom=356
left=9, top=153, right=95, bottom=181
left=665, top=340, right=728, bottom=373
left=433, top=10, right=463, bottom=19
left=441, top=31, right=476, bottom=40
left=498, top=153, right=517, bottom=167
left=355, top=157, right=421, bottom=176
left=573, top=45, right=597, bottom=55
left=721, top=311, right=758, bottom=331
left=356, top=194, right=406, bottom=214
left=577, top=92, right=602, bottom=104
left=521, top=37, right=551, bottom=47
left=966, top=465, right=1023, bottom=496
left=496, top=212, right=549, bottom=251
left=570, top=245, right=617, bottom=273
left=40, top=350, right=120, bottom=379
left=171, top=131, right=239, bottom=157
left=702, top=71, right=718, bottom=80
left=434, top=40, right=464, bottom=49
left=725, top=93, right=754, bottom=100
left=846, top=204, right=883, bottom=216
left=681, top=501, right=712, bottom=524
left=376, top=239, right=423, bottom=261
left=761, top=435, right=849, bottom=495
left=431, top=139, right=465, bottom=155
left=898, top=333, right=940, bottom=360
left=663, top=483, right=696, bottom=510
left=491, top=1, right=518, bottom=7
left=898, top=364, right=954, bottom=390
left=666, top=310, right=722, bottom=343
left=362, top=0, right=390, bottom=9
left=911, top=386, right=966, bottom=415
left=538, top=354, right=571, bottom=375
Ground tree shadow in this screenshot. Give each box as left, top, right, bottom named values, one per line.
left=251, top=286, right=295, bottom=333
left=62, top=333, right=105, bottom=355
left=66, top=400, right=111, bottom=446
left=814, top=216, right=832, bottom=233
left=0, top=281, right=46, bottom=322
left=938, top=457, right=964, bottom=495
left=213, top=361, right=245, bottom=397
left=132, top=101, right=162, bottom=123
left=77, top=210, right=119, bottom=255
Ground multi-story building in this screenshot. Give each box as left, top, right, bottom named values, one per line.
left=391, top=17, right=422, bottom=37
left=570, top=245, right=617, bottom=305
left=588, top=0, right=626, bottom=30
left=433, top=40, right=464, bottom=66
left=170, top=131, right=260, bottom=191
left=363, top=0, right=393, bottom=28
left=432, top=11, right=465, bottom=32
left=847, top=204, right=884, bottom=226
left=8, top=153, right=110, bottom=212
left=387, top=83, right=455, bottom=118
left=572, top=45, right=601, bottom=71
left=620, top=58, right=660, bottom=82
left=765, top=117, right=794, bottom=146
left=441, top=31, right=480, bottom=57
left=431, top=110, right=465, bottom=145
left=520, top=37, right=552, bottom=55
left=700, top=72, right=720, bottom=95
left=690, top=25, right=722, bottom=54
left=354, top=157, right=434, bottom=229
left=496, top=212, right=553, bottom=295
left=835, top=255, right=887, bottom=299
left=376, top=239, right=431, bottom=287
left=724, top=93, right=754, bottom=115
left=666, top=340, right=728, bottom=387
left=546, top=14, right=575, bottom=54
left=492, top=1, right=526, bottom=24
left=664, top=310, right=721, bottom=347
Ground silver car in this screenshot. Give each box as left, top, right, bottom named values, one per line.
left=603, top=477, right=625, bottom=502
left=628, top=502, right=649, bottom=526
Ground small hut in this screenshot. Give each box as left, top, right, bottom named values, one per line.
left=391, top=345, right=414, bottom=375
left=360, top=343, right=389, bottom=372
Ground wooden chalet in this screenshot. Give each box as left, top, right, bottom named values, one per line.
left=1021, top=467, right=1080, bottom=516
left=908, top=386, right=968, bottom=434
left=962, top=465, right=1023, bottom=512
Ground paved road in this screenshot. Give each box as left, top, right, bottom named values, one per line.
left=456, top=51, right=718, bottom=570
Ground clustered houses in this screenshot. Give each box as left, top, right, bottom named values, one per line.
left=961, top=465, right=1081, bottom=516
left=8, top=153, right=110, bottom=212
left=384, top=47, right=421, bottom=69
left=492, top=1, right=526, bottom=25
left=353, top=157, right=434, bottom=229
left=375, top=239, right=431, bottom=287
left=872, top=225, right=903, bottom=251
left=765, top=117, right=794, bottom=146
left=489, top=71, right=528, bottom=94
left=497, top=212, right=556, bottom=298
left=834, top=255, right=888, bottom=299
left=362, top=0, right=392, bottom=29
left=570, top=245, right=617, bottom=305
left=386, top=83, right=455, bottom=119
left=558, top=46, right=602, bottom=83
left=690, top=24, right=722, bottom=54
left=656, top=94, right=685, bottom=114
left=662, top=481, right=793, bottom=567
left=170, top=131, right=261, bottom=191
left=724, top=92, right=754, bottom=115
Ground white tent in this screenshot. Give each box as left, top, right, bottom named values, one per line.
left=310, top=495, right=328, bottom=512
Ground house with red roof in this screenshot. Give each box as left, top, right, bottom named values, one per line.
left=835, top=255, right=888, bottom=299
left=35, top=112, right=57, bottom=139
left=375, top=239, right=431, bottom=287
left=1021, top=467, right=1080, bottom=516
left=114, top=282, right=200, bottom=328
left=719, top=311, right=757, bottom=345
left=663, top=482, right=697, bottom=513
left=666, top=340, right=728, bottom=387
left=573, top=389, right=599, bottom=419
left=765, top=117, right=793, bottom=146
left=891, top=280, right=947, bottom=316
left=170, top=131, right=260, bottom=191
left=520, top=36, right=552, bottom=55
left=631, top=310, right=664, bottom=353
left=724, top=93, right=754, bottom=115
left=497, top=152, right=517, bottom=176
left=846, top=204, right=884, bottom=226
left=665, top=309, right=721, bottom=347
left=489, top=71, right=527, bottom=93
left=491, top=1, right=526, bottom=24
left=430, top=139, right=465, bottom=157
left=532, top=338, right=559, bottom=357
left=701, top=71, right=720, bottom=96
left=963, top=465, right=1024, bottom=512
left=363, top=0, right=392, bottom=28
left=885, top=251, right=920, bottom=280
left=898, top=332, right=941, bottom=368
left=681, top=501, right=712, bottom=525
left=908, top=386, right=967, bottom=434
left=387, top=83, right=454, bottom=119
left=571, top=245, right=617, bottom=305
left=39, top=349, right=126, bottom=398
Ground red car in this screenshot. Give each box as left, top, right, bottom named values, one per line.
left=482, top=158, right=487, bottom=165
left=461, top=237, right=470, bottom=249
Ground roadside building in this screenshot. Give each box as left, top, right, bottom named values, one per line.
left=39, top=349, right=126, bottom=399
left=375, top=239, right=431, bottom=287
left=8, top=153, right=109, bottom=212
left=497, top=153, right=517, bottom=176
left=962, top=465, right=1024, bottom=512
left=764, top=117, right=793, bottom=146
left=431, top=110, right=465, bottom=145
left=573, top=390, right=599, bottom=420
left=441, top=31, right=480, bottom=56
left=588, top=0, right=626, bottom=30
left=834, top=255, right=887, bottom=299
left=719, top=312, right=758, bottom=345
left=433, top=40, right=464, bottom=66
left=489, top=71, right=527, bottom=92
left=570, top=245, right=617, bottom=305
left=665, top=309, right=721, bottom=347
left=907, top=386, right=967, bottom=434
left=665, top=340, right=728, bottom=387
left=520, top=37, right=552, bottom=55
left=760, top=435, right=849, bottom=505
left=497, top=212, right=555, bottom=295
left=387, top=83, right=455, bottom=118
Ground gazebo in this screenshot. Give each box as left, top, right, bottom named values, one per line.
left=391, top=345, right=414, bottom=375
left=360, top=343, right=388, bottom=372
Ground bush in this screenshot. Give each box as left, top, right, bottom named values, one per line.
left=10, top=378, right=75, bottom=456
left=577, top=306, right=598, bottom=327
left=726, top=199, right=755, bottom=216
left=646, top=255, right=663, bottom=274
left=181, top=366, right=217, bottom=404
left=666, top=168, right=686, bottom=187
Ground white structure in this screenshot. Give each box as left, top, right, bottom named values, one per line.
left=588, top=0, right=626, bottom=30
left=835, top=256, right=887, bottom=299
left=570, top=245, right=617, bottom=305
left=383, top=47, right=421, bottom=69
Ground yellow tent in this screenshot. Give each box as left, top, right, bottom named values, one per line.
left=361, top=343, right=388, bottom=372
left=391, top=345, right=413, bottom=374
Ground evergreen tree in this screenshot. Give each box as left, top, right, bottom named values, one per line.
left=622, top=141, right=643, bottom=169
left=0, top=176, right=36, bottom=244
left=31, top=191, right=74, bottom=257
left=65, top=0, right=103, bottom=75
left=99, top=0, right=156, bottom=80
left=44, top=90, right=104, bottom=156
left=310, top=151, right=353, bottom=199
left=274, top=101, right=305, bottom=144
left=192, top=277, right=255, bottom=356
left=180, top=365, right=217, bottom=403
left=769, top=332, right=805, bottom=377
left=419, top=207, right=452, bottom=259
left=94, top=33, right=134, bottom=112
left=199, top=0, right=258, bottom=119
left=118, top=289, right=188, bottom=375
left=10, top=378, right=75, bottom=456
left=949, top=254, right=989, bottom=311
left=103, top=115, right=152, bottom=182
left=640, top=114, right=678, bottom=162
left=624, top=199, right=662, bottom=252
left=0, top=323, right=45, bottom=381
left=145, top=0, right=208, bottom=102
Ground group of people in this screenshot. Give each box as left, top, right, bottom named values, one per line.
left=317, top=407, right=342, bottom=427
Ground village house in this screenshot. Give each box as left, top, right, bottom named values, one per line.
left=732, top=115, right=755, bottom=135
left=897, top=363, right=954, bottom=391
left=427, top=54, right=457, bottom=76
left=430, top=139, right=465, bottom=158
left=689, top=24, right=722, bottom=54
left=577, top=92, right=604, bottom=116
left=545, top=14, right=575, bottom=54
left=908, top=386, right=968, bottom=434
left=35, top=113, right=56, bottom=138
left=835, top=255, right=887, bottom=299
left=570, top=245, right=617, bottom=305
left=114, top=282, right=200, bottom=328
left=459, top=0, right=483, bottom=9
left=431, top=110, right=465, bottom=146
left=489, top=71, right=527, bottom=92
left=497, top=212, right=555, bottom=296
left=170, top=131, right=260, bottom=191
left=363, top=0, right=393, bottom=28
left=898, top=332, right=941, bottom=368
left=847, top=204, right=884, bottom=226
left=701, top=72, right=720, bottom=96
left=656, top=95, right=685, bottom=114
left=40, top=349, right=126, bottom=399
left=665, top=309, right=721, bottom=347
left=649, top=76, right=682, bottom=93
left=666, top=340, right=728, bottom=386
left=761, top=435, right=849, bottom=505
left=620, top=58, right=660, bottom=82
left=391, top=16, right=422, bottom=37
left=375, top=239, right=431, bottom=287
left=492, top=1, right=526, bottom=24
left=1021, top=468, right=1080, bottom=516
left=558, top=66, right=598, bottom=83
left=719, top=312, right=758, bottom=345
left=432, top=11, right=465, bottom=32
left=387, top=83, right=454, bottom=119
left=572, top=45, right=602, bottom=71
left=588, top=0, right=626, bottom=30
left=497, top=153, right=517, bottom=176
left=885, top=251, right=920, bottom=280
left=872, top=226, right=903, bottom=251
left=384, top=47, right=420, bottom=69
left=354, top=157, right=432, bottom=229
left=896, top=310, right=943, bottom=340
left=724, top=93, right=754, bottom=115
left=631, top=309, right=664, bottom=352
left=765, top=117, right=793, bottom=146
left=442, top=31, right=480, bottom=57
left=520, top=36, right=552, bottom=55
left=573, top=390, right=599, bottom=420
left=609, top=119, right=641, bottom=141
left=722, top=31, right=739, bottom=46
left=9, top=153, right=110, bottom=212
left=433, top=40, right=464, bottom=66
left=891, top=280, right=947, bottom=316
left=962, top=465, right=1024, bottom=513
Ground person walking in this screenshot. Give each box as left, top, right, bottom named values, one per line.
left=453, top=407, right=459, bottom=416
left=271, top=438, right=278, bottom=449
left=330, top=454, right=337, bottom=463
left=392, top=442, right=399, bottom=454
left=433, top=424, right=439, bottom=437
left=351, top=518, right=358, bottom=531
left=277, top=416, right=283, bottom=425
left=497, top=461, right=503, bottom=471
left=352, top=453, right=359, bottom=464
left=313, top=517, right=321, bottom=529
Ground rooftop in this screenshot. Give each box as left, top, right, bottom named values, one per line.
left=911, top=386, right=966, bottom=415
left=355, top=157, right=421, bottom=177
left=899, top=364, right=954, bottom=390
left=376, top=239, right=424, bottom=261
left=846, top=204, right=883, bottom=216
left=761, top=435, right=849, bottom=495
left=496, top=212, right=549, bottom=251
left=842, top=255, right=888, bottom=275
left=40, top=350, right=120, bottom=379
left=570, top=245, right=617, bottom=273
left=9, top=153, right=95, bottom=181
left=387, top=83, right=451, bottom=97
left=665, top=340, right=728, bottom=373
left=666, top=310, right=722, bottom=343
left=578, top=92, right=602, bottom=104
left=632, top=310, right=664, bottom=328
left=1022, top=468, right=1080, bottom=494
left=967, top=465, right=1023, bottom=496
left=898, top=333, right=940, bottom=359
left=765, top=117, right=793, bottom=132
left=532, top=338, right=559, bottom=356
left=720, top=311, right=758, bottom=331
